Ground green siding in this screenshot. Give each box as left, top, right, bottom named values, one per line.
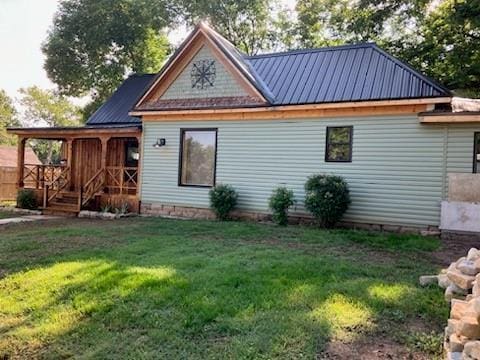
left=141, top=116, right=479, bottom=227
left=446, top=125, right=480, bottom=173
left=160, top=45, right=247, bottom=100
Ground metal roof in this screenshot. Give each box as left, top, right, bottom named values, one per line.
left=247, top=43, right=451, bottom=105
left=86, top=74, right=154, bottom=125
left=88, top=30, right=452, bottom=123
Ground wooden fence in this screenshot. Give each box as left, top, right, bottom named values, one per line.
left=0, top=166, right=17, bottom=201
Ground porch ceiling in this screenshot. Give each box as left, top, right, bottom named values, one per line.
left=7, top=124, right=141, bottom=139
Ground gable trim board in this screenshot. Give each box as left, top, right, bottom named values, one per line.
left=135, top=24, right=267, bottom=109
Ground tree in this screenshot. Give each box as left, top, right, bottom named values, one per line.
left=403, top=0, right=480, bottom=96
left=19, top=86, right=81, bottom=163
left=0, top=90, right=19, bottom=145
left=42, top=0, right=173, bottom=119
left=179, top=0, right=285, bottom=55
left=293, top=0, right=479, bottom=96
left=295, top=0, right=428, bottom=48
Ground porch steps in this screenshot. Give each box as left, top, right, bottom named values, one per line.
left=43, top=191, right=81, bottom=216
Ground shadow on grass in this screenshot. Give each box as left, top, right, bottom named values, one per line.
left=0, top=218, right=447, bottom=358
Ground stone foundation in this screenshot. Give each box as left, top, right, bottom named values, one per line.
left=140, top=202, right=440, bottom=235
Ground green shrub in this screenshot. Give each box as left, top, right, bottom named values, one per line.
left=304, top=174, right=350, bottom=228
left=209, top=184, right=238, bottom=220
left=17, top=189, right=37, bottom=210
left=269, top=187, right=295, bottom=226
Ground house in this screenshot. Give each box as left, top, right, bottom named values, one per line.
left=0, top=145, right=41, bottom=201
left=5, top=74, right=150, bottom=212
left=8, top=23, right=480, bottom=232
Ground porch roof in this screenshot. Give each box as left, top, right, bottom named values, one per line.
left=7, top=124, right=141, bottom=139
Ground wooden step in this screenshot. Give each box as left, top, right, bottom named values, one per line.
left=55, top=191, right=79, bottom=199
left=47, top=202, right=80, bottom=212
left=53, top=197, right=79, bottom=205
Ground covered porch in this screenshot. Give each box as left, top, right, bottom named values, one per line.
left=8, top=125, right=142, bottom=214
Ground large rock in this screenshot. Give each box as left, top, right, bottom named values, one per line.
left=473, top=282, right=480, bottom=298
left=468, top=248, right=480, bottom=261
left=457, top=317, right=480, bottom=339
left=472, top=298, right=480, bottom=315
left=464, top=340, right=480, bottom=359
left=439, top=273, right=452, bottom=289
left=446, top=284, right=469, bottom=302
left=451, top=299, right=472, bottom=320
left=458, top=259, right=480, bottom=276
left=448, top=269, right=476, bottom=290
left=419, top=275, right=438, bottom=286
left=450, top=333, right=468, bottom=352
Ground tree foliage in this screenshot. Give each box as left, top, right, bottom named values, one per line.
left=404, top=0, right=480, bottom=95
left=293, top=0, right=479, bottom=95
left=179, top=0, right=285, bottom=55
left=0, top=90, right=19, bottom=145
left=42, top=0, right=173, bottom=119
left=19, top=86, right=81, bottom=163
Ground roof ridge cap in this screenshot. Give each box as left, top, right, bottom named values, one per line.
left=247, top=43, right=376, bottom=59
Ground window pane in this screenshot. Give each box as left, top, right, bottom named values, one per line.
left=329, top=127, right=351, bottom=144
left=326, top=126, right=352, bottom=162
left=181, top=130, right=216, bottom=186
left=327, top=144, right=350, bottom=161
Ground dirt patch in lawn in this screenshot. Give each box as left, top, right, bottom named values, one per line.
left=319, top=338, right=430, bottom=360
left=429, top=234, right=480, bottom=266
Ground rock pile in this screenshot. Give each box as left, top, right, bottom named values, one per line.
left=420, top=248, right=480, bottom=359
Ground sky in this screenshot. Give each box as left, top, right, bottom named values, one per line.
left=0, top=0, right=296, bottom=103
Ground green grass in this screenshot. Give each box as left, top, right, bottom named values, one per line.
left=0, top=210, right=19, bottom=219
left=0, top=218, right=447, bottom=359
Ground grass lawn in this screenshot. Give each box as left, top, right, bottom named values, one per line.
left=0, top=217, right=448, bottom=359
left=0, top=210, right=20, bottom=220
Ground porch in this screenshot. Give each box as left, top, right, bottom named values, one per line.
left=8, top=125, right=142, bottom=214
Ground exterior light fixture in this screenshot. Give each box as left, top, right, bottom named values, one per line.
left=153, top=138, right=166, bottom=148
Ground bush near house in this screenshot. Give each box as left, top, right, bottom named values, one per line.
left=209, top=184, right=238, bottom=220
left=269, top=186, right=295, bottom=226
left=16, top=189, right=37, bottom=210
left=305, top=174, right=350, bottom=228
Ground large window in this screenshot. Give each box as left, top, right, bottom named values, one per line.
left=325, top=126, right=353, bottom=162
left=179, top=129, right=217, bottom=187
left=474, top=132, right=480, bottom=173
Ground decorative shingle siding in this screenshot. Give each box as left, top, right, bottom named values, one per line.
left=140, top=115, right=476, bottom=228
left=160, top=46, right=248, bottom=100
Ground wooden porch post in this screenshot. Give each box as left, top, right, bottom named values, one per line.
left=136, top=135, right=142, bottom=198
left=16, top=137, right=26, bottom=189
left=66, top=138, right=73, bottom=168
left=101, top=137, right=108, bottom=169
left=66, top=138, right=73, bottom=190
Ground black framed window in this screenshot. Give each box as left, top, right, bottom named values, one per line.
left=325, top=126, right=353, bottom=162
left=474, top=132, right=480, bottom=173
left=179, top=129, right=217, bottom=187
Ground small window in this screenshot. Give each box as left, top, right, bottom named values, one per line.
left=325, top=126, right=353, bottom=162
left=179, top=129, right=217, bottom=187
left=125, top=142, right=139, bottom=168
left=474, top=132, right=480, bottom=173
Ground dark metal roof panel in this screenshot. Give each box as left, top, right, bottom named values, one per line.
left=247, top=43, right=451, bottom=105
left=86, top=74, right=155, bottom=125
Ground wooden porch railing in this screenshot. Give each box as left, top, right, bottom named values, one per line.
left=43, top=166, right=71, bottom=207
left=23, top=164, right=66, bottom=189
left=105, top=166, right=138, bottom=195
left=81, top=168, right=106, bottom=207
